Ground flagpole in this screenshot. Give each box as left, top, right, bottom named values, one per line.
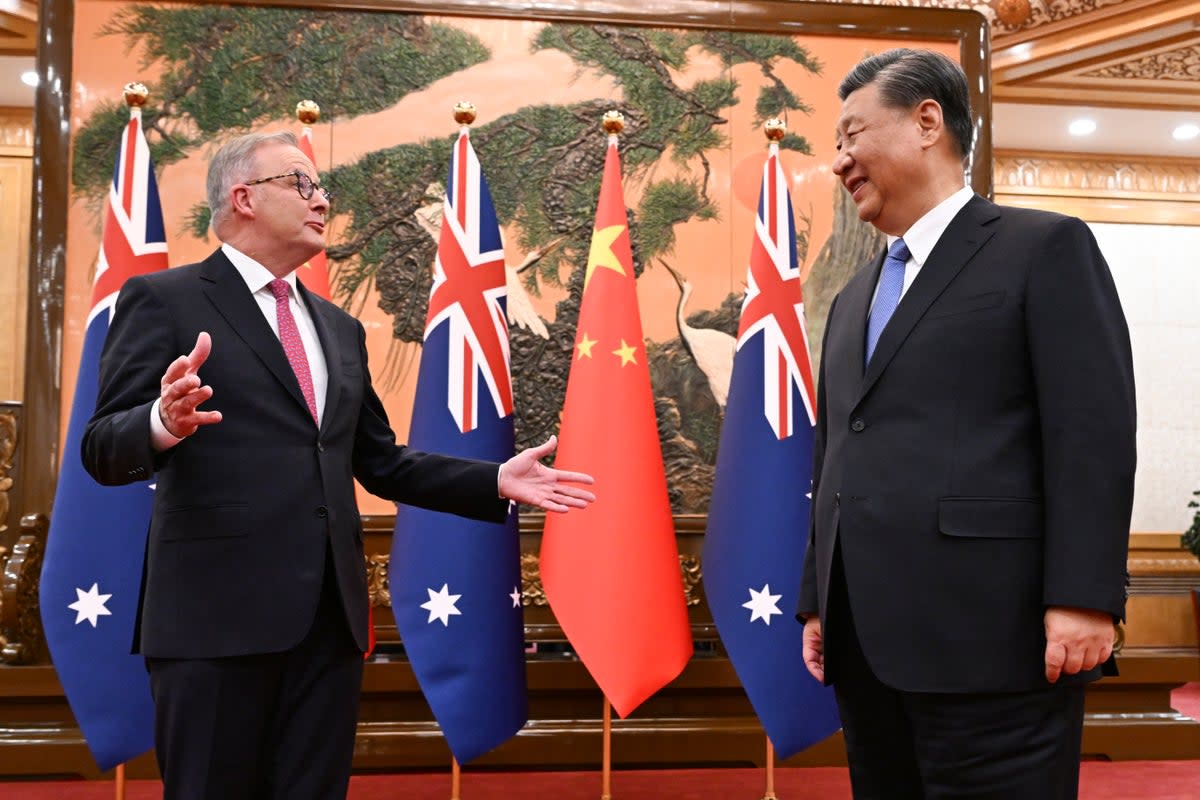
left=450, top=756, right=461, bottom=800
left=761, top=737, right=778, bottom=800
left=114, top=763, right=125, bottom=800
left=601, top=698, right=613, bottom=800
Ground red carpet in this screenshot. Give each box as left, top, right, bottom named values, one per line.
left=3, top=684, right=1198, bottom=799
left=4, top=763, right=1200, bottom=800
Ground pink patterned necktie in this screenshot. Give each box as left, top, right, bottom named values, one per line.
left=268, top=278, right=318, bottom=425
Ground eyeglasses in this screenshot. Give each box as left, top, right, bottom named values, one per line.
left=244, top=171, right=332, bottom=203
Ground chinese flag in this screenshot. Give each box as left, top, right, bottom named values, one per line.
left=540, top=138, right=693, bottom=717
left=297, top=125, right=333, bottom=300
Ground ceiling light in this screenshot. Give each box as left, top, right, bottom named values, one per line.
left=1067, top=118, right=1096, bottom=137
left=21, top=70, right=38, bottom=88
left=1173, top=123, right=1199, bottom=141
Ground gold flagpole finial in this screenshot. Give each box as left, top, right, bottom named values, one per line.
left=601, top=110, right=625, bottom=136
left=296, top=100, right=321, bottom=125
left=123, top=82, right=149, bottom=108
left=764, top=118, right=786, bottom=142
left=453, top=101, right=477, bottom=126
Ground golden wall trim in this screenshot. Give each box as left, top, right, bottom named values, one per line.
left=995, top=150, right=1200, bottom=224
left=1082, top=43, right=1200, bottom=81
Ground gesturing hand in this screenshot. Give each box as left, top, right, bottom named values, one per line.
left=159, top=331, right=223, bottom=438
left=499, top=435, right=596, bottom=513
left=1044, top=606, right=1116, bottom=684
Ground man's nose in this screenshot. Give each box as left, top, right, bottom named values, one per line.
left=311, top=193, right=329, bottom=212
left=832, top=151, right=851, bottom=176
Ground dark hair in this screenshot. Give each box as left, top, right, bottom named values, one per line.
left=838, top=48, right=973, bottom=160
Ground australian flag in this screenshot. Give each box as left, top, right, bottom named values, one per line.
left=391, top=126, right=527, bottom=763
left=39, top=107, right=167, bottom=770
left=702, top=140, right=840, bottom=757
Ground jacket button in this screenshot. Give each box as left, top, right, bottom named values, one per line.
left=315, top=506, right=328, bottom=518
left=850, top=419, right=866, bottom=432
left=834, top=492, right=841, bottom=506
left=317, top=442, right=325, bottom=453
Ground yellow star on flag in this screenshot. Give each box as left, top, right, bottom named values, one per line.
left=584, top=224, right=627, bottom=290
left=576, top=333, right=598, bottom=360
left=613, top=339, right=638, bottom=366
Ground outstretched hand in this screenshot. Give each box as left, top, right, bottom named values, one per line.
left=499, top=435, right=595, bottom=513
left=159, top=331, right=223, bottom=438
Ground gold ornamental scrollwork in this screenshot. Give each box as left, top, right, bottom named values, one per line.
left=520, top=552, right=547, bottom=606
left=680, top=553, right=703, bottom=607
left=995, top=152, right=1200, bottom=198
left=365, top=552, right=390, bottom=608
left=0, top=406, right=17, bottom=534
left=518, top=551, right=703, bottom=607
left=1082, top=45, right=1200, bottom=82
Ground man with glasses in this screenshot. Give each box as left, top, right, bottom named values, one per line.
left=82, top=131, right=595, bottom=800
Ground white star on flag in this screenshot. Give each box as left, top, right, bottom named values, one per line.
left=420, top=583, right=462, bottom=626
left=68, top=583, right=113, bottom=628
left=510, top=586, right=522, bottom=608
left=742, top=584, right=783, bottom=626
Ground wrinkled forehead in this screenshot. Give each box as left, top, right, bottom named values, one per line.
left=252, top=142, right=315, bottom=177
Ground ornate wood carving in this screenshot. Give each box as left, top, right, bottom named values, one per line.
left=371, top=548, right=706, bottom=608
left=0, top=404, right=16, bottom=536
left=0, top=513, right=48, bottom=664
left=1082, top=45, right=1200, bottom=81
left=365, top=551, right=390, bottom=607
left=995, top=151, right=1200, bottom=198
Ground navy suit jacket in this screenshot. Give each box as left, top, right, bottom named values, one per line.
left=797, top=195, right=1136, bottom=693
left=82, top=249, right=507, bottom=659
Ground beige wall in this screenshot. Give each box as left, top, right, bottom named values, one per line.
left=996, top=150, right=1200, bottom=535
left=0, top=109, right=33, bottom=404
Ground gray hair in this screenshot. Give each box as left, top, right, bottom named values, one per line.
left=207, top=131, right=300, bottom=234
left=838, top=48, right=973, bottom=160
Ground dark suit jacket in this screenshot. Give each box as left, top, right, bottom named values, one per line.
left=82, top=249, right=508, bottom=659
left=797, top=195, right=1136, bottom=693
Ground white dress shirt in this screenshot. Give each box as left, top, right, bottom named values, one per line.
left=150, top=244, right=330, bottom=447
left=871, top=184, right=974, bottom=306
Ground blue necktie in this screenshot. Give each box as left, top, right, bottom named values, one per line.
left=865, top=238, right=910, bottom=367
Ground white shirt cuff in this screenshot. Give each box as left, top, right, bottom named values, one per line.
left=150, top=398, right=185, bottom=451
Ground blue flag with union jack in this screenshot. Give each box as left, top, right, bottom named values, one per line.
left=702, top=141, right=840, bottom=757
left=39, top=108, right=167, bottom=770
left=391, top=127, right=527, bottom=763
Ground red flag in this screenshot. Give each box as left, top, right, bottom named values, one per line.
left=296, top=125, right=333, bottom=300
left=299, top=121, right=371, bottom=655
left=540, top=138, right=693, bottom=717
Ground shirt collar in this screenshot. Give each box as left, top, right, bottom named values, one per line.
left=886, top=185, right=974, bottom=266
left=221, top=242, right=298, bottom=296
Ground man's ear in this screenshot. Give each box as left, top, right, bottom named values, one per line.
left=915, top=99, right=945, bottom=150
left=229, top=185, right=255, bottom=219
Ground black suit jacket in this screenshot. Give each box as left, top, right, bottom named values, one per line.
left=798, top=195, right=1136, bottom=693
left=82, top=249, right=507, bottom=659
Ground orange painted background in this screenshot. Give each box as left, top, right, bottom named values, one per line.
left=65, top=2, right=957, bottom=514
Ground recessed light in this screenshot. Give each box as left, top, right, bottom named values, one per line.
left=1068, top=118, right=1096, bottom=137
left=1173, top=123, right=1200, bottom=141
left=20, top=70, right=38, bottom=88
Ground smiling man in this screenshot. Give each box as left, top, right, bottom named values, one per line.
left=81, top=131, right=594, bottom=800
left=796, top=50, right=1136, bottom=799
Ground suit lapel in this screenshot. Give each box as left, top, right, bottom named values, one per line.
left=859, top=195, right=999, bottom=398
left=198, top=250, right=315, bottom=422
left=297, top=280, right=344, bottom=433
left=831, top=250, right=884, bottom=390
